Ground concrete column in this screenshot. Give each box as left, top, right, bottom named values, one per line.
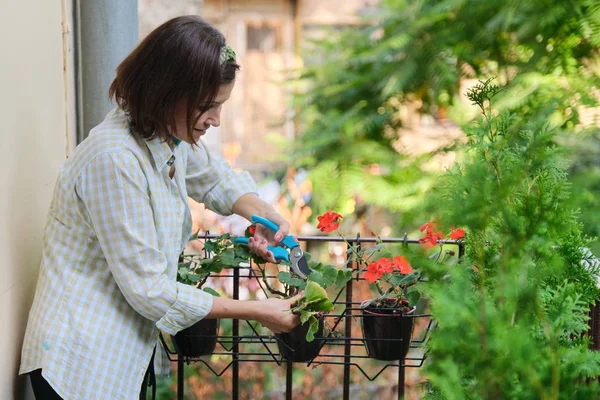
left=75, top=0, right=138, bottom=141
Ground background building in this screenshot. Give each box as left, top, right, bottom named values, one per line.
left=140, top=0, right=372, bottom=173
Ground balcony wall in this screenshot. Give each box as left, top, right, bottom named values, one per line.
left=0, top=0, right=73, bottom=398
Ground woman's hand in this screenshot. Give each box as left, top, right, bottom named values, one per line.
left=207, top=295, right=302, bottom=333
left=231, top=194, right=292, bottom=263
left=247, top=211, right=291, bottom=263
left=254, top=295, right=302, bottom=334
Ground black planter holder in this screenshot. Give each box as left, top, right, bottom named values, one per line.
left=159, top=233, right=460, bottom=400
left=276, top=316, right=325, bottom=362
left=361, top=302, right=415, bottom=361
left=173, top=318, right=220, bottom=358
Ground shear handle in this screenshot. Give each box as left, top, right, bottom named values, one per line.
left=250, top=215, right=299, bottom=249
left=233, top=237, right=290, bottom=262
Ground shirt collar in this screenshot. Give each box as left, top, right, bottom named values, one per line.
left=120, top=107, right=179, bottom=170
left=144, top=137, right=176, bottom=170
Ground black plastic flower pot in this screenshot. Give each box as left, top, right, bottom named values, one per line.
left=276, top=316, right=325, bottom=362
left=361, top=301, right=415, bottom=361
left=173, top=318, right=219, bottom=358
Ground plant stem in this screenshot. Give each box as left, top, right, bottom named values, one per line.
left=257, top=264, right=287, bottom=298
left=375, top=281, right=385, bottom=295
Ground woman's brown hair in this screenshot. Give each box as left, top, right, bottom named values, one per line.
left=109, top=15, right=239, bottom=143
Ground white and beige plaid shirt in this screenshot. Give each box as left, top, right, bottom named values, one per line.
left=20, top=107, right=257, bottom=399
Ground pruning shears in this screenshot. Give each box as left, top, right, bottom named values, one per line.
left=234, top=215, right=310, bottom=279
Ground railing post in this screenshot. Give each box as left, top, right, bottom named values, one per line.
left=286, top=360, right=293, bottom=400
left=233, top=267, right=240, bottom=400
left=343, top=233, right=360, bottom=400
left=398, top=362, right=405, bottom=399
left=177, top=357, right=184, bottom=400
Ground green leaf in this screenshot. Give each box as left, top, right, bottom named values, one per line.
left=290, top=278, right=307, bottom=289
left=307, top=270, right=326, bottom=288
left=307, top=297, right=334, bottom=313
left=187, top=273, right=202, bottom=283
left=398, top=273, right=419, bottom=286
left=305, top=316, right=319, bottom=342
left=251, top=253, right=268, bottom=265
left=303, top=281, right=328, bottom=303
left=204, top=240, right=219, bottom=254
left=277, top=271, right=293, bottom=285
left=309, top=263, right=348, bottom=289
left=322, top=266, right=339, bottom=286
left=178, top=262, right=192, bottom=270
left=178, top=267, right=189, bottom=278
left=299, top=310, right=314, bottom=324
left=365, top=244, right=385, bottom=256
left=388, top=273, right=404, bottom=285
left=277, top=271, right=306, bottom=289
left=219, top=248, right=238, bottom=267
left=300, top=281, right=334, bottom=312
left=200, top=258, right=224, bottom=273
left=234, top=244, right=252, bottom=259
left=202, top=287, right=221, bottom=297
left=334, top=269, right=353, bottom=289
left=406, top=290, right=421, bottom=307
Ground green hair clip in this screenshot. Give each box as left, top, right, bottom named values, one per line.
left=220, top=45, right=236, bottom=65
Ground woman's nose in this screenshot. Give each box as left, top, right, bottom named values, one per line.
left=206, top=109, right=221, bottom=127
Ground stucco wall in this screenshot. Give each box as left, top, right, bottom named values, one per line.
left=0, top=0, right=73, bottom=398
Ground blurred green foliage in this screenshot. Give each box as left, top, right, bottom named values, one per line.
left=292, top=0, right=600, bottom=243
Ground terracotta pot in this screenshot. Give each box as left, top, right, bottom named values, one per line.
left=361, top=300, right=415, bottom=361
left=173, top=318, right=219, bottom=358
left=276, top=316, right=325, bottom=362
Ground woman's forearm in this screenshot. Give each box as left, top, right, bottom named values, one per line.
left=231, top=193, right=274, bottom=221
left=206, top=296, right=261, bottom=320
left=205, top=296, right=301, bottom=334
left=231, top=193, right=290, bottom=244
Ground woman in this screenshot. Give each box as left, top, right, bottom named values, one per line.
left=19, top=15, right=299, bottom=399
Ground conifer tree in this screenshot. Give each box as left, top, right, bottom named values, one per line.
left=422, top=79, right=600, bottom=399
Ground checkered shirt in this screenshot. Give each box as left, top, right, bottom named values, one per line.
left=19, top=107, right=257, bottom=399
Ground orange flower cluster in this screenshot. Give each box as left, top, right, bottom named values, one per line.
left=364, top=256, right=413, bottom=283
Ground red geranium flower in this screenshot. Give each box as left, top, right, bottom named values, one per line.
left=364, top=258, right=394, bottom=283
left=317, top=210, right=343, bottom=233
left=449, top=226, right=465, bottom=240
left=393, top=256, right=413, bottom=275
left=419, top=221, right=445, bottom=248
left=420, top=221, right=436, bottom=234
left=244, top=224, right=257, bottom=238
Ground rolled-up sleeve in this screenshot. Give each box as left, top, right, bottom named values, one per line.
left=76, top=151, right=213, bottom=335
left=185, top=141, right=258, bottom=215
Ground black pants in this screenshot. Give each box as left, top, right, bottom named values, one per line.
left=29, top=369, right=62, bottom=400
left=30, top=349, right=156, bottom=400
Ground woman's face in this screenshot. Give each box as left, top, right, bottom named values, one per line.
left=174, top=82, right=234, bottom=143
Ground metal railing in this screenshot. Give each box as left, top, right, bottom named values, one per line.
left=159, top=234, right=463, bottom=400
